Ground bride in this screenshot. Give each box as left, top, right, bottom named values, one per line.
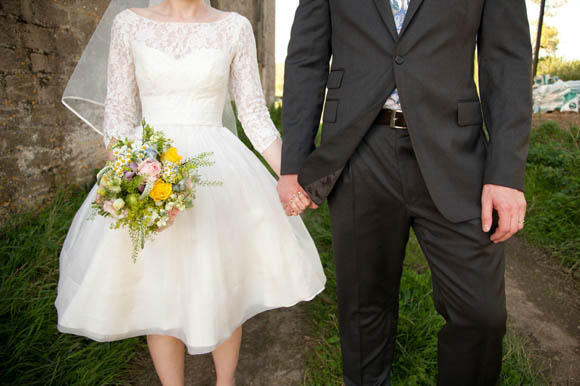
left=55, top=0, right=326, bottom=384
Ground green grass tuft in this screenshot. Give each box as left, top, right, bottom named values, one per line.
left=0, top=187, right=145, bottom=385
left=524, top=121, right=579, bottom=272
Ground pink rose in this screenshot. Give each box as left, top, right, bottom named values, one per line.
left=102, top=201, right=127, bottom=219
left=103, top=200, right=117, bottom=217
left=137, top=159, right=162, bottom=179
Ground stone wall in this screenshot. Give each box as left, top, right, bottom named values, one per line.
left=0, top=0, right=275, bottom=224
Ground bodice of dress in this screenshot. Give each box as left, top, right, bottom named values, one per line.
left=103, top=10, right=280, bottom=153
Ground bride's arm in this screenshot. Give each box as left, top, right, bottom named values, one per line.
left=229, top=17, right=282, bottom=177
left=103, top=15, right=141, bottom=149
left=260, top=138, right=282, bottom=177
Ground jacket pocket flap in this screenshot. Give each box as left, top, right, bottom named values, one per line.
left=327, top=70, right=344, bottom=89
left=323, top=100, right=339, bottom=123
left=457, top=101, right=483, bottom=127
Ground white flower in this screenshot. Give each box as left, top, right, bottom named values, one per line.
left=113, top=198, right=125, bottom=210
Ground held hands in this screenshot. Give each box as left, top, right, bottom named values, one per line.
left=277, top=174, right=318, bottom=216
left=481, top=184, right=527, bottom=243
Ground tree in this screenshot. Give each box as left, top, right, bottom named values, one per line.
left=532, top=0, right=546, bottom=77
left=530, top=0, right=567, bottom=76
left=539, top=25, right=559, bottom=56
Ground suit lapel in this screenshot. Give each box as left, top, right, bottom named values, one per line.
left=399, top=0, right=425, bottom=37
left=373, top=0, right=399, bottom=41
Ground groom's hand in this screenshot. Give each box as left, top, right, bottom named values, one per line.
left=481, top=184, right=527, bottom=243
left=277, top=174, right=316, bottom=216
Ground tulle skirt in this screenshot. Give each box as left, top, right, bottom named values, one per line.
left=55, top=124, right=326, bottom=354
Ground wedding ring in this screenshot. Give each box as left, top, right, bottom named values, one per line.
left=519, top=220, right=525, bottom=225
left=297, top=192, right=302, bottom=196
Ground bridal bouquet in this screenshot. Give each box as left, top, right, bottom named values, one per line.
left=91, top=120, right=218, bottom=262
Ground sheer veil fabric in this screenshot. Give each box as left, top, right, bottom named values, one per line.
left=62, top=0, right=238, bottom=137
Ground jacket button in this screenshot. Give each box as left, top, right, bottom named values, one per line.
left=395, top=56, right=405, bottom=65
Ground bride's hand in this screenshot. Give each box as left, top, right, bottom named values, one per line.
left=277, top=174, right=312, bottom=216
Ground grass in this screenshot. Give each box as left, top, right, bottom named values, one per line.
left=0, top=187, right=146, bottom=385
left=301, top=204, right=546, bottom=385
left=524, top=120, right=579, bottom=272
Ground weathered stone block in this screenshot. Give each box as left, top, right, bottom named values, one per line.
left=30, top=52, right=52, bottom=72
left=0, top=0, right=21, bottom=17
left=29, top=0, right=71, bottom=28
left=0, top=47, right=27, bottom=72
left=54, top=28, right=83, bottom=57
left=4, top=73, right=37, bottom=97
left=31, top=103, right=62, bottom=127
left=22, top=24, right=56, bottom=52
left=0, top=16, right=20, bottom=48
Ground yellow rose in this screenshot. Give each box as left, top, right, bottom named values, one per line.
left=149, top=181, right=172, bottom=201
left=161, top=147, right=183, bottom=163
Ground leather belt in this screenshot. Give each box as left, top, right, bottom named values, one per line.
left=374, top=108, right=408, bottom=129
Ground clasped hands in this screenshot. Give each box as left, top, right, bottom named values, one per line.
left=277, top=174, right=318, bottom=216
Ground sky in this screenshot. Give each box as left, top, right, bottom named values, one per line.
left=275, top=0, right=580, bottom=64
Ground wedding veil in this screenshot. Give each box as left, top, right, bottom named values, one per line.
left=62, top=0, right=238, bottom=137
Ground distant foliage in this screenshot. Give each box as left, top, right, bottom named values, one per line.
left=537, top=57, right=580, bottom=81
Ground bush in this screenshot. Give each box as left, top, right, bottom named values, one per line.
left=524, top=121, right=580, bottom=271
left=537, top=57, right=580, bottom=81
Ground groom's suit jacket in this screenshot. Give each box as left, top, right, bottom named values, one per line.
left=281, top=0, right=532, bottom=223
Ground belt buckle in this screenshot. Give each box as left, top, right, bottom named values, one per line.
left=389, top=110, right=407, bottom=130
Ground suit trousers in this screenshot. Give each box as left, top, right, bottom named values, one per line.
left=327, top=123, right=507, bottom=386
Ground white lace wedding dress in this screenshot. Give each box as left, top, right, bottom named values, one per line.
left=55, top=9, right=326, bottom=354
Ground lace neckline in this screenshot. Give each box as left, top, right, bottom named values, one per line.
left=126, top=9, right=235, bottom=26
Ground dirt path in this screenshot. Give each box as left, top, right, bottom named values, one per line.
left=132, top=304, right=312, bottom=385
left=505, top=237, right=580, bottom=385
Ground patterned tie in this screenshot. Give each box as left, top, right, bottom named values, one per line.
left=384, top=0, right=409, bottom=111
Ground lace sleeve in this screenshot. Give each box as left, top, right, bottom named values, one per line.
left=230, top=17, right=280, bottom=153
left=102, top=15, right=141, bottom=147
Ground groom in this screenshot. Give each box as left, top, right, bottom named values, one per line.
left=277, top=0, right=532, bottom=385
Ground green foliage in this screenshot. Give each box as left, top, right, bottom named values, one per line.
left=536, top=57, right=580, bottom=81
left=0, top=187, right=144, bottom=385
left=524, top=121, right=579, bottom=271
left=301, top=206, right=545, bottom=385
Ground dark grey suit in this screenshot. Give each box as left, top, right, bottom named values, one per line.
left=282, top=0, right=532, bottom=385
